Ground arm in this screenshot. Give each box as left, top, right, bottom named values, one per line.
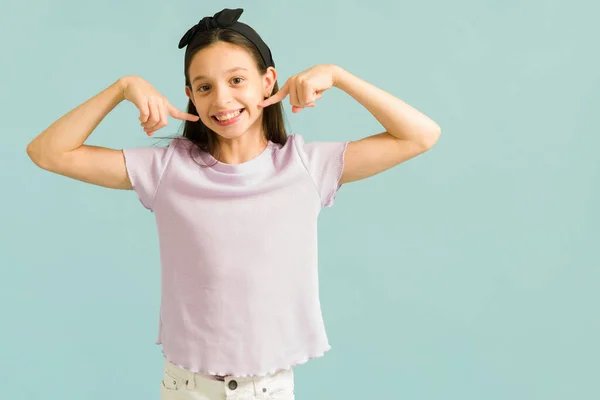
left=26, top=77, right=133, bottom=190
left=331, top=65, right=442, bottom=185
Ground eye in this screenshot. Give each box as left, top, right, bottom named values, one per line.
left=197, top=77, right=244, bottom=93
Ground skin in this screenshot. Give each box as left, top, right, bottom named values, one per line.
left=184, top=41, right=278, bottom=165
left=25, top=41, right=441, bottom=190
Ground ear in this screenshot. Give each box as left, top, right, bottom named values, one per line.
left=185, top=86, right=196, bottom=107
left=263, top=66, right=278, bottom=97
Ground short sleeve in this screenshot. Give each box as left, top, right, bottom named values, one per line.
left=122, top=144, right=175, bottom=212
left=293, top=133, right=349, bottom=208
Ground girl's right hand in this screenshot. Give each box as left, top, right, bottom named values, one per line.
left=121, top=75, right=200, bottom=136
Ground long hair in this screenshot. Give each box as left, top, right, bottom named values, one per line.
left=157, top=28, right=288, bottom=166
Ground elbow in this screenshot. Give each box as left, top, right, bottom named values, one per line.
left=432, top=128, right=442, bottom=145
left=26, top=141, right=39, bottom=163
left=416, top=128, right=441, bottom=151
left=26, top=140, right=51, bottom=170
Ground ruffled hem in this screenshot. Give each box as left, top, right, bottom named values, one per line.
left=159, top=344, right=332, bottom=378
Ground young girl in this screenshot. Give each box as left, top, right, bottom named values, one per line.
left=26, top=8, right=441, bottom=400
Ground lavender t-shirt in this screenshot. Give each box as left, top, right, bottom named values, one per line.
left=122, top=133, right=348, bottom=377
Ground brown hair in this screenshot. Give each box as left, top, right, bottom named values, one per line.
left=156, top=28, right=288, bottom=166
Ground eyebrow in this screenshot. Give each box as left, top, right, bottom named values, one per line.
left=192, top=67, right=248, bottom=84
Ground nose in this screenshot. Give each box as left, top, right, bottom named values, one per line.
left=212, top=83, right=233, bottom=105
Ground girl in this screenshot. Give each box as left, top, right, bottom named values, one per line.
left=26, top=8, right=441, bottom=400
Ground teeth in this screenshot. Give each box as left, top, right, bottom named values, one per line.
left=215, top=109, right=242, bottom=121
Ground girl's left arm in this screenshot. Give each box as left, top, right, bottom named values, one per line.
left=331, top=64, right=441, bottom=185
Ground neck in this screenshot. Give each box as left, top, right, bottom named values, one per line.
left=214, top=131, right=268, bottom=165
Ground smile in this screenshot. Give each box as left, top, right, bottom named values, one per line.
left=212, top=108, right=245, bottom=123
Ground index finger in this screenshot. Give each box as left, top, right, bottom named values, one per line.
left=259, top=82, right=289, bottom=108
left=167, top=103, right=200, bottom=122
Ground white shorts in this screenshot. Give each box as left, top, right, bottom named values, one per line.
left=160, top=358, right=295, bottom=400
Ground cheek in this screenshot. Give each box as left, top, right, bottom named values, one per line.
left=194, top=104, right=212, bottom=124
left=241, top=86, right=264, bottom=104
left=194, top=100, right=210, bottom=119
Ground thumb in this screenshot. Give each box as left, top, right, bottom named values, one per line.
left=167, top=103, right=200, bottom=122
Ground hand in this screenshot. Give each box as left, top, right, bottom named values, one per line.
left=258, top=64, right=338, bottom=113
left=120, top=75, right=200, bottom=135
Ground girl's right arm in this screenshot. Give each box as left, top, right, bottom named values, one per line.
left=27, top=77, right=133, bottom=189
left=26, top=76, right=199, bottom=190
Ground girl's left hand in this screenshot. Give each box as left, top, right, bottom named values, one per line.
left=258, top=64, right=338, bottom=113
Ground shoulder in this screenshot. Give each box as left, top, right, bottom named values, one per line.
left=162, top=137, right=198, bottom=162
left=282, top=133, right=309, bottom=157
left=286, top=133, right=348, bottom=162
left=167, top=136, right=194, bottom=152
left=123, top=137, right=194, bottom=168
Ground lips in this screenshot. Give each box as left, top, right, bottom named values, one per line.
left=211, top=108, right=245, bottom=120
left=211, top=108, right=245, bottom=126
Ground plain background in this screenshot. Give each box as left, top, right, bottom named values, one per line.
left=2, top=0, right=598, bottom=399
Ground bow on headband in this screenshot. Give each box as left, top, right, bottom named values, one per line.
left=178, top=8, right=244, bottom=49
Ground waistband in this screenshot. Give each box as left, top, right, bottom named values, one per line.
left=163, top=358, right=294, bottom=383
left=162, top=358, right=295, bottom=395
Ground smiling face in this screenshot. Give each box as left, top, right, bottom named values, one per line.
left=185, top=41, right=277, bottom=141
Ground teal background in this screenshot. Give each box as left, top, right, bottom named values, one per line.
left=2, top=0, right=598, bottom=399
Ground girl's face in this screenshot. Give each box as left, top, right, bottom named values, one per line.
left=185, top=41, right=277, bottom=141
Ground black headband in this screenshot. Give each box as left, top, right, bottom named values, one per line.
left=178, top=8, right=275, bottom=73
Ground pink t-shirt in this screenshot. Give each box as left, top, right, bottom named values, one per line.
left=122, top=133, right=349, bottom=378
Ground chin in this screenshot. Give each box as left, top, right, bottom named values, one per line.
left=212, top=128, right=249, bottom=141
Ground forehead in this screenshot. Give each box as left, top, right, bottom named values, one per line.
left=189, top=42, right=256, bottom=79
